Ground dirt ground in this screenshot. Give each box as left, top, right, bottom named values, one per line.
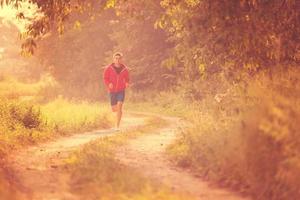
left=7, top=112, right=250, bottom=200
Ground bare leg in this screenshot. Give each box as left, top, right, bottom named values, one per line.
left=116, top=101, right=123, bottom=128
left=111, top=105, right=117, bottom=112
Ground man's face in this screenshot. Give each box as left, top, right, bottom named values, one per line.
left=113, top=55, right=122, bottom=64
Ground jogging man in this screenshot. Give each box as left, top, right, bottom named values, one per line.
left=103, top=52, right=129, bottom=130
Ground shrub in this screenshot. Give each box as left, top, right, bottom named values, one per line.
left=166, top=67, right=300, bottom=199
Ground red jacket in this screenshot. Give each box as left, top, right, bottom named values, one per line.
left=103, top=63, right=129, bottom=93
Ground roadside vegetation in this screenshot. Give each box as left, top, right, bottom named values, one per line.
left=0, top=77, right=113, bottom=199
left=65, top=117, right=194, bottom=200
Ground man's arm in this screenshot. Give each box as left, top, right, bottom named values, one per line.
left=103, top=66, right=110, bottom=87
left=124, top=69, right=129, bottom=87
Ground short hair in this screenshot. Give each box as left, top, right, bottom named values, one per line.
left=113, top=52, right=123, bottom=58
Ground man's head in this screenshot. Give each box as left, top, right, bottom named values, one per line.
left=113, top=52, right=123, bottom=65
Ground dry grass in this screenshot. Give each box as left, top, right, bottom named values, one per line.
left=127, top=68, right=300, bottom=200
left=0, top=98, right=113, bottom=156
left=0, top=76, right=114, bottom=199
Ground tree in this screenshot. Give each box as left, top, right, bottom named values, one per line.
left=157, top=0, right=299, bottom=74
left=1, top=0, right=113, bottom=55
left=107, top=0, right=175, bottom=91
left=35, top=10, right=115, bottom=100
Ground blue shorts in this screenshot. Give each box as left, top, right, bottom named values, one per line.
left=109, top=90, right=125, bottom=106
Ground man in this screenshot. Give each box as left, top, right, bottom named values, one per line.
left=103, top=52, right=129, bottom=130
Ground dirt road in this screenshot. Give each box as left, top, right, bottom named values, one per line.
left=8, top=112, right=249, bottom=200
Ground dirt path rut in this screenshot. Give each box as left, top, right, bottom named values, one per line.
left=116, top=113, right=250, bottom=200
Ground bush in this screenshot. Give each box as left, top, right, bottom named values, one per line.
left=165, top=67, right=300, bottom=199
left=0, top=99, right=43, bottom=130
left=242, top=69, right=300, bottom=199
left=9, top=103, right=42, bottom=129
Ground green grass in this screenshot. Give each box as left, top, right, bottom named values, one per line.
left=40, top=98, right=113, bottom=134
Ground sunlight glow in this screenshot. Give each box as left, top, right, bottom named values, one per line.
left=0, top=2, right=38, bottom=32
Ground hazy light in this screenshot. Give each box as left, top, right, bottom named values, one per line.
left=0, top=2, right=38, bottom=32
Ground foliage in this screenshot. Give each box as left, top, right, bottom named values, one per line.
left=108, top=15, right=174, bottom=91
left=35, top=11, right=115, bottom=100
left=157, top=0, right=299, bottom=72
left=135, top=68, right=300, bottom=200
left=0, top=0, right=114, bottom=55
left=1, top=1, right=299, bottom=199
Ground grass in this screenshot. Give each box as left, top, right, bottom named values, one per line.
left=0, top=98, right=114, bottom=200
left=64, top=116, right=195, bottom=200
left=0, top=75, right=59, bottom=100
left=0, top=76, right=115, bottom=200
left=126, top=90, right=190, bottom=119
left=0, top=97, right=113, bottom=157
left=126, top=68, right=300, bottom=200
left=2, top=69, right=299, bottom=199
left=0, top=76, right=40, bottom=98
left=40, top=98, right=113, bottom=134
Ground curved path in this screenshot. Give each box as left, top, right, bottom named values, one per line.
left=8, top=111, right=250, bottom=200
left=116, top=112, right=250, bottom=200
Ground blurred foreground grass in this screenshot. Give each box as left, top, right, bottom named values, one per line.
left=65, top=117, right=194, bottom=200
left=0, top=76, right=113, bottom=199
left=126, top=68, right=300, bottom=200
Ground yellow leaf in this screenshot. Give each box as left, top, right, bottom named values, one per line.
left=73, top=20, right=81, bottom=30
